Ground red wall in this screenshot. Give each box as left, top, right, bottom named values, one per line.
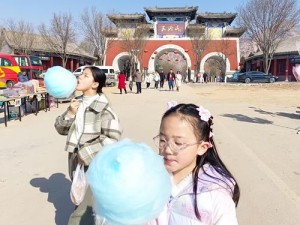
left=105, top=39, right=238, bottom=71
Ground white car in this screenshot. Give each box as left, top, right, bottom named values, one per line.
left=73, top=66, right=85, bottom=77
left=96, top=66, right=116, bottom=86
left=73, top=65, right=117, bottom=86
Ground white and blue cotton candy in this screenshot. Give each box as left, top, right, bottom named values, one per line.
left=87, top=139, right=171, bottom=225
left=44, top=66, right=77, bottom=98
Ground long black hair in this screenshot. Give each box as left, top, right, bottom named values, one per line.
left=162, top=103, right=240, bottom=220
left=84, top=66, right=106, bottom=93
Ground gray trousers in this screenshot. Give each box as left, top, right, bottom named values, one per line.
left=68, top=153, right=95, bottom=225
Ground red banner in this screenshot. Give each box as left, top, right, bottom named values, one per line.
left=157, top=22, right=185, bottom=35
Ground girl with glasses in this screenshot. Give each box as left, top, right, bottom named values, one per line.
left=149, top=103, right=240, bottom=225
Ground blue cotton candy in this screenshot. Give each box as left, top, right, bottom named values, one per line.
left=44, top=66, right=77, bottom=98
left=87, top=139, right=171, bottom=225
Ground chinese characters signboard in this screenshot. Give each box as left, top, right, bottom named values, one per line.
left=157, top=22, right=185, bottom=36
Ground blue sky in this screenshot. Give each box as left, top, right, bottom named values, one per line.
left=0, top=0, right=249, bottom=28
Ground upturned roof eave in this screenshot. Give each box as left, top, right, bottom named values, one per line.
left=196, top=13, right=237, bottom=25
left=224, top=28, right=246, bottom=37
left=246, top=50, right=300, bottom=61
left=144, top=6, right=198, bottom=21
left=107, top=14, right=147, bottom=24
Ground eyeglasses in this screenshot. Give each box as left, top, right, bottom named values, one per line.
left=153, top=135, right=202, bottom=153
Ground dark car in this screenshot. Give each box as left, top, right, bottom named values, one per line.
left=237, top=71, right=278, bottom=83
left=226, top=71, right=242, bottom=82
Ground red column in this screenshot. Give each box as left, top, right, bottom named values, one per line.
left=273, top=59, right=277, bottom=75
left=70, top=59, right=74, bottom=71
left=285, top=58, right=289, bottom=81
left=50, top=56, right=53, bottom=67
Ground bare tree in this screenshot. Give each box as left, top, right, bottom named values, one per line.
left=206, top=59, right=219, bottom=81
left=119, top=23, right=149, bottom=77
left=0, top=28, right=5, bottom=49
left=188, top=24, right=210, bottom=81
left=4, top=20, right=35, bottom=54
left=134, top=24, right=149, bottom=70
left=38, top=13, right=76, bottom=67
left=288, top=24, right=300, bottom=36
left=78, top=37, right=95, bottom=55
left=239, top=36, right=257, bottom=58
left=80, top=7, right=115, bottom=65
left=216, top=38, right=236, bottom=76
left=238, top=0, right=300, bottom=73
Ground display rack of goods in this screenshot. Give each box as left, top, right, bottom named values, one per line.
left=14, top=81, right=35, bottom=94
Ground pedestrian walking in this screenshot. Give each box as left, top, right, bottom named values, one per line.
left=198, top=72, right=204, bottom=83
left=118, top=71, right=127, bottom=94
left=166, top=69, right=175, bottom=91
left=203, top=72, right=208, bottom=83
left=133, top=69, right=142, bottom=94
left=153, top=71, right=160, bottom=89
left=145, top=73, right=151, bottom=88
left=175, top=71, right=182, bottom=91
left=128, top=75, right=133, bottom=92
left=159, top=70, right=165, bottom=88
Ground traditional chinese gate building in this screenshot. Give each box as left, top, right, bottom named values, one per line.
left=104, top=6, right=245, bottom=80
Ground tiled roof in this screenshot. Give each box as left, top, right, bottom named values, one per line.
left=108, top=13, right=145, bottom=19
left=275, top=35, right=300, bottom=53
left=196, top=13, right=237, bottom=25
left=107, top=14, right=147, bottom=25
left=144, top=6, right=198, bottom=13
left=3, top=30, right=96, bottom=59
left=224, top=27, right=246, bottom=37
left=247, top=35, right=300, bottom=59
left=144, top=6, right=198, bottom=21
left=197, top=13, right=237, bottom=19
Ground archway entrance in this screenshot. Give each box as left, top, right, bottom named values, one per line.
left=117, top=55, right=130, bottom=75
left=199, top=52, right=231, bottom=82
left=153, top=48, right=187, bottom=75
left=204, top=56, right=226, bottom=82
left=148, top=44, right=191, bottom=78
left=113, top=53, right=140, bottom=80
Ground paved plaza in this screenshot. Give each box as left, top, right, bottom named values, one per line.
left=1, top=82, right=300, bottom=225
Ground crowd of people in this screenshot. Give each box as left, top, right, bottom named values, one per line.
left=55, top=66, right=240, bottom=225
left=116, top=68, right=220, bottom=95
left=117, top=68, right=184, bottom=94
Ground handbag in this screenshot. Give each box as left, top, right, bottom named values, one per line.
left=70, top=163, right=88, bottom=205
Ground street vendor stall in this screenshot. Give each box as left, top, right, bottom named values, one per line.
left=0, top=80, right=50, bottom=127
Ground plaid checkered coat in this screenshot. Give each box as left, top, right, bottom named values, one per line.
left=55, top=94, right=122, bottom=166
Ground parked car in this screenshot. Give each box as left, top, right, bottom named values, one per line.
left=237, top=71, right=278, bottom=83
left=73, top=66, right=85, bottom=77
left=233, top=71, right=243, bottom=81
left=224, top=71, right=242, bottom=82
left=97, top=66, right=116, bottom=86
left=73, top=65, right=117, bottom=86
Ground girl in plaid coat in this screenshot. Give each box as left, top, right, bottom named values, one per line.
left=55, top=66, right=122, bottom=225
